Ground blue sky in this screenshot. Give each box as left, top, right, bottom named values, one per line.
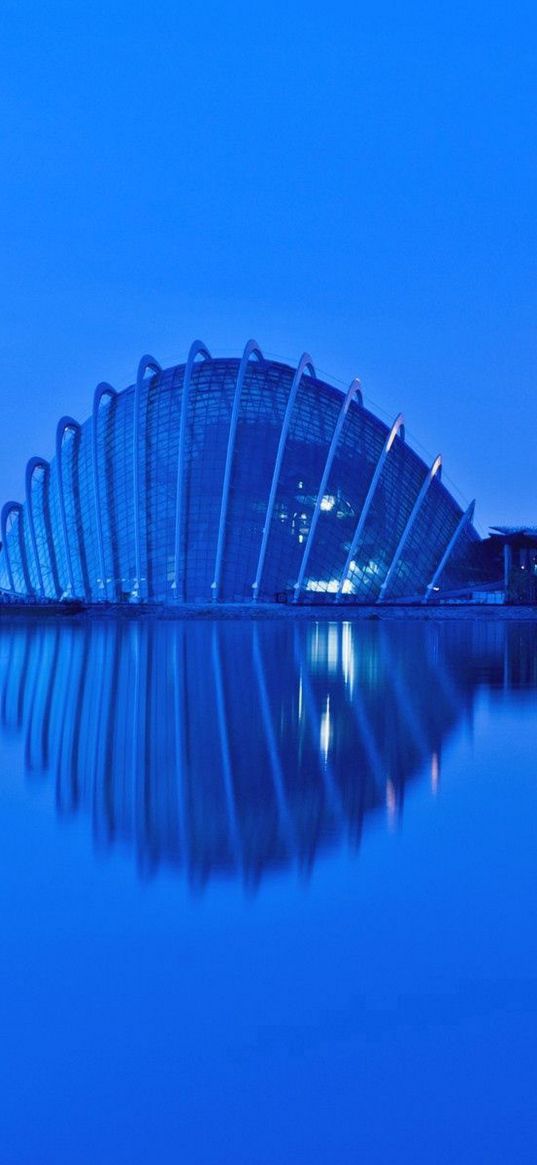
left=0, top=0, right=535, bottom=532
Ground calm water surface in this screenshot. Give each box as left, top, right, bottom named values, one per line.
left=0, top=617, right=536, bottom=1164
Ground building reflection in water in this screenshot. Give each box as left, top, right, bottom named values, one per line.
left=0, top=618, right=535, bottom=889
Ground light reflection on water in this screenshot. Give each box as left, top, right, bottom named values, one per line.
left=0, top=616, right=535, bottom=888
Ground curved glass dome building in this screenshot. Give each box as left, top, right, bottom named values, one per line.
left=0, top=340, right=478, bottom=604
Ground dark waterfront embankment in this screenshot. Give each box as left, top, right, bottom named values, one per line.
left=1, top=600, right=537, bottom=621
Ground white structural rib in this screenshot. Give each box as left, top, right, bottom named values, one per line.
left=1, top=502, right=21, bottom=593
left=25, top=457, right=55, bottom=598
left=174, top=340, right=211, bottom=601
left=56, top=416, right=81, bottom=597
left=252, top=353, right=316, bottom=601
left=336, top=413, right=405, bottom=600
left=423, top=500, right=476, bottom=603
left=211, top=340, right=263, bottom=602
left=293, top=377, right=362, bottom=602
left=92, top=382, right=117, bottom=600
left=133, top=355, right=162, bottom=599
left=378, top=454, right=442, bottom=601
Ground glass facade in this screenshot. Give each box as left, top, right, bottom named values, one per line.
left=0, top=345, right=479, bottom=604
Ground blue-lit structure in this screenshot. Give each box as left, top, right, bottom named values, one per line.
left=0, top=341, right=479, bottom=604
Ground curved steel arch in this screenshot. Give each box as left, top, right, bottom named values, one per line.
left=1, top=501, right=32, bottom=595
left=336, top=413, right=405, bottom=600
left=424, top=500, right=476, bottom=603
left=379, top=454, right=442, bottom=601
left=252, top=353, right=316, bottom=602
left=293, top=377, right=363, bottom=603
left=132, top=354, right=162, bottom=599
left=174, top=340, right=212, bottom=601
left=1, top=503, right=16, bottom=593
left=56, top=416, right=81, bottom=597
left=25, top=457, right=60, bottom=598
left=92, top=382, right=117, bottom=600
left=211, top=339, right=264, bottom=602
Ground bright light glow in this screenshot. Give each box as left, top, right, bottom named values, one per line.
left=327, top=625, right=338, bottom=673
left=431, top=751, right=440, bottom=793
left=303, top=576, right=355, bottom=594
left=308, top=624, right=339, bottom=671
left=320, top=696, right=331, bottom=760
left=341, top=622, right=355, bottom=693
left=306, top=579, right=341, bottom=593
left=386, top=779, right=397, bottom=827
left=310, top=624, right=321, bottom=664
left=320, top=494, right=336, bottom=512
